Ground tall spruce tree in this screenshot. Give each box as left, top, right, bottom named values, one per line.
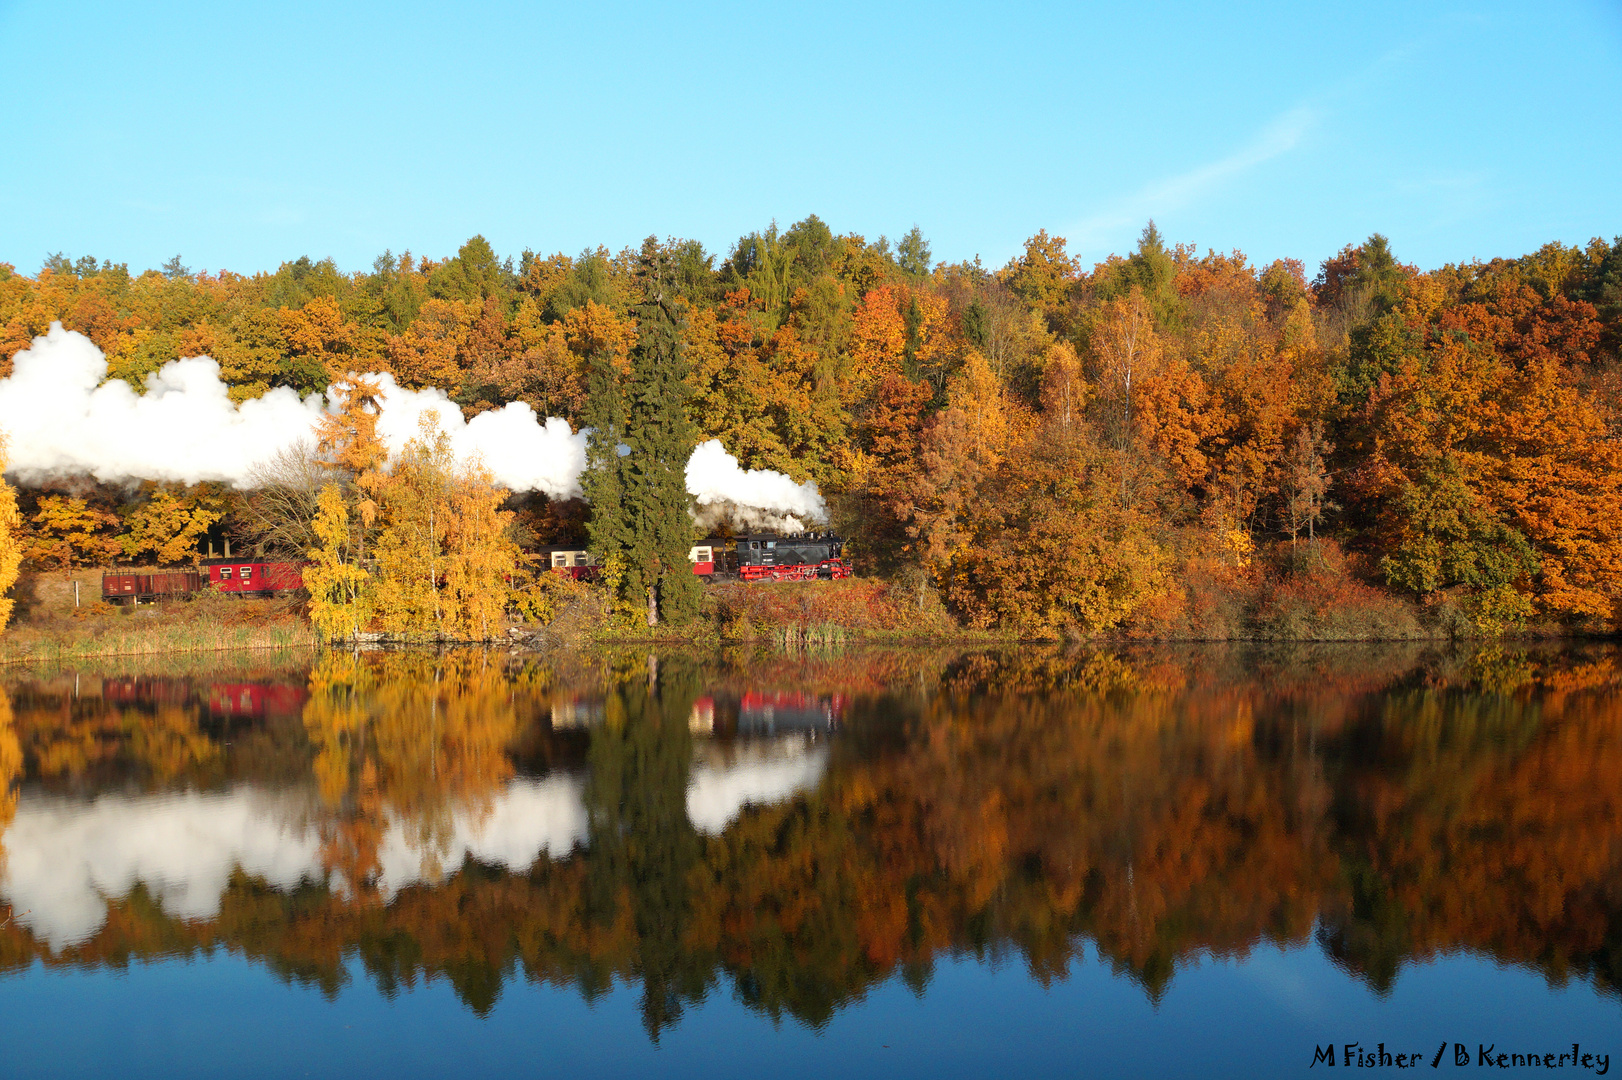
left=583, top=250, right=701, bottom=626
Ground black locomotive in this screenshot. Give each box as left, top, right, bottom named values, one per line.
left=539, top=533, right=850, bottom=583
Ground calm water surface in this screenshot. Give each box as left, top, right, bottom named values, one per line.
left=0, top=644, right=1617, bottom=1078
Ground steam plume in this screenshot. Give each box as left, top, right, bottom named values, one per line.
left=0, top=325, right=827, bottom=527
left=686, top=439, right=826, bottom=534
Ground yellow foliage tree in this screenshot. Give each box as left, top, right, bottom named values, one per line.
left=946, top=430, right=1166, bottom=633
left=386, top=297, right=475, bottom=389
left=305, top=483, right=371, bottom=641
left=317, top=374, right=388, bottom=483
left=281, top=295, right=380, bottom=384
left=26, top=495, right=120, bottom=571
left=1039, top=340, right=1089, bottom=432
left=119, top=486, right=222, bottom=564
left=0, top=438, right=22, bottom=627
left=371, top=423, right=451, bottom=635
left=441, top=461, right=516, bottom=641
left=847, top=285, right=907, bottom=402
left=1091, top=288, right=1164, bottom=451
left=315, top=374, right=388, bottom=559
left=370, top=418, right=515, bottom=640
left=946, top=349, right=1016, bottom=471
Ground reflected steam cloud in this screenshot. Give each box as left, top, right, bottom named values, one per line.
left=1, top=740, right=826, bottom=951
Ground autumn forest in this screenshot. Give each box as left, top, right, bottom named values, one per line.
left=2, top=218, right=1620, bottom=639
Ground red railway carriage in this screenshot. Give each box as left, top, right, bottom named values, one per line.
left=202, top=559, right=305, bottom=596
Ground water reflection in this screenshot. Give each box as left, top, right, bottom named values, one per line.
left=0, top=644, right=1618, bottom=1039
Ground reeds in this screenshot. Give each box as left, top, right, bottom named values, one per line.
left=0, top=611, right=317, bottom=666
left=772, top=621, right=848, bottom=655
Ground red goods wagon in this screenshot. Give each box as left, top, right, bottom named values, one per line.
left=101, top=571, right=202, bottom=604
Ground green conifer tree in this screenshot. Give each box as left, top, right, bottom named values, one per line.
left=583, top=253, right=700, bottom=626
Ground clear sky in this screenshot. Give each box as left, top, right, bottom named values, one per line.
left=1, top=0, right=1618, bottom=279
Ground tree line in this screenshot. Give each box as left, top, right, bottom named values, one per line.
left=2, top=219, right=1620, bottom=636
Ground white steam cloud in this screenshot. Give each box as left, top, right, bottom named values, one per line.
left=0, top=325, right=826, bottom=527
left=685, top=439, right=826, bottom=534
left=353, top=372, right=589, bottom=500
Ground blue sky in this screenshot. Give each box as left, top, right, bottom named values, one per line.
left=1, top=0, right=1618, bottom=279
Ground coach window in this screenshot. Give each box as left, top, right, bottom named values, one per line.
left=240, top=566, right=253, bottom=579
left=220, top=567, right=233, bottom=579
left=553, top=553, right=567, bottom=567
left=573, top=553, right=587, bottom=566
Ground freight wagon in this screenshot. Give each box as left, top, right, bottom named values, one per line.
left=101, top=570, right=202, bottom=604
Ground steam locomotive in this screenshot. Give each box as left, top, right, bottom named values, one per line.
left=541, top=533, right=851, bottom=583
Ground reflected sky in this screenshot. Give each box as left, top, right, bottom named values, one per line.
left=1, top=948, right=1614, bottom=1080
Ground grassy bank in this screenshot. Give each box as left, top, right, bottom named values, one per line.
left=567, top=576, right=1015, bottom=647
left=563, top=549, right=1600, bottom=648
left=574, top=562, right=1440, bottom=647
left=1, top=570, right=317, bottom=665
left=7, top=549, right=1601, bottom=665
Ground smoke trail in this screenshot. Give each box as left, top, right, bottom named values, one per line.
left=0, top=325, right=828, bottom=526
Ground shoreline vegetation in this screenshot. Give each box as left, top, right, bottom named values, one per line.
left=0, top=571, right=315, bottom=665
left=2, top=223, right=1620, bottom=646
left=2, top=557, right=1608, bottom=669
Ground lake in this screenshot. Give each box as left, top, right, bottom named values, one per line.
left=0, top=643, right=1617, bottom=1078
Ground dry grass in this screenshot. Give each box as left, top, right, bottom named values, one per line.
left=1, top=569, right=317, bottom=665
left=1125, top=540, right=1429, bottom=641
left=701, top=577, right=977, bottom=643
